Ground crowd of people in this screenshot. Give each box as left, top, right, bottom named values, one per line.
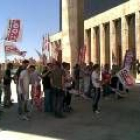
left=0, top=60, right=131, bottom=120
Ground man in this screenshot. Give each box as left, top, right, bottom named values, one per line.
left=42, top=65, right=52, bottom=112
left=91, top=64, right=101, bottom=114
left=14, top=60, right=29, bottom=114
left=3, top=63, right=13, bottom=107
left=14, top=60, right=29, bottom=84
left=51, top=62, right=65, bottom=118
left=18, top=65, right=35, bottom=120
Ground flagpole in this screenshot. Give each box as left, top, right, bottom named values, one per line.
left=48, top=33, right=51, bottom=63
left=4, top=41, right=7, bottom=69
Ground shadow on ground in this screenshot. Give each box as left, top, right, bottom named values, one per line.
left=0, top=86, right=140, bottom=140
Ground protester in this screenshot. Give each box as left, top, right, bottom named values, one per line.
left=83, top=65, right=91, bottom=98
left=51, top=61, right=65, bottom=118
left=3, top=63, right=13, bottom=107
left=73, top=64, right=80, bottom=90
left=0, top=64, right=2, bottom=105
left=0, top=64, right=3, bottom=113
left=42, top=65, right=53, bottom=112
left=102, top=64, right=112, bottom=98
left=18, top=65, right=35, bottom=120
left=79, top=63, right=86, bottom=94
left=63, top=62, right=73, bottom=112
left=30, top=69, right=42, bottom=111
left=91, top=64, right=101, bottom=113
left=14, top=60, right=29, bottom=114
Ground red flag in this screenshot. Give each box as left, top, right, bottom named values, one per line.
left=5, top=19, right=22, bottom=42
left=78, top=45, right=86, bottom=64
left=42, top=34, right=50, bottom=53
left=42, top=34, right=50, bottom=64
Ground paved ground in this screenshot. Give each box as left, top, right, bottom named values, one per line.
left=0, top=84, right=140, bottom=140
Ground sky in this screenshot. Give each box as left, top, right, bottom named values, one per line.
left=0, top=0, right=59, bottom=62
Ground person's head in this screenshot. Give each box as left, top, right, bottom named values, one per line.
left=89, top=62, right=93, bottom=66
left=93, top=64, right=100, bottom=72
left=104, top=64, right=110, bottom=71
left=43, top=65, right=49, bottom=71
left=62, top=62, right=67, bottom=69
left=7, top=63, right=13, bottom=70
left=27, top=65, right=36, bottom=74
left=54, top=61, right=62, bottom=69
left=74, top=63, right=79, bottom=69
left=62, top=62, right=70, bottom=70
left=22, top=60, right=29, bottom=69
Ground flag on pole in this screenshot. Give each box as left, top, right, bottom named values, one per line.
left=35, top=49, right=42, bottom=59
left=20, top=51, right=27, bottom=57
left=78, top=45, right=86, bottom=64
left=5, top=41, right=26, bottom=57
left=123, top=49, right=134, bottom=70
left=4, top=19, right=22, bottom=42
left=112, top=51, right=117, bottom=64
left=42, top=34, right=50, bottom=64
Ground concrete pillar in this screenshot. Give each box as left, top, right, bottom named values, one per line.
left=121, top=16, right=129, bottom=63
left=91, top=27, right=97, bottom=63
left=62, top=0, right=84, bottom=69
left=99, top=24, right=105, bottom=67
left=110, top=20, right=116, bottom=68
left=135, top=12, right=140, bottom=80
left=62, top=0, right=71, bottom=63
left=85, top=30, right=91, bottom=63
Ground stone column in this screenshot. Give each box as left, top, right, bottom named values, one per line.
left=62, top=0, right=71, bottom=63
left=91, top=27, right=97, bottom=63
left=85, top=30, right=91, bottom=63
left=62, top=0, right=84, bottom=69
left=99, top=24, right=105, bottom=67
left=121, top=16, right=129, bottom=63
left=135, top=12, right=140, bottom=80
left=110, top=20, right=116, bottom=68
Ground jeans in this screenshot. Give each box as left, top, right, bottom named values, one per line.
left=53, top=88, right=64, bottom=115
left=4, top=84, right=11, bottom=106
left=0, top=84, right=2, bottom=104
left=18, top=94, right=29, bottom=115
left=92, top=88, right=101, bottom=111
left=44, top=89, right=53, bottom=112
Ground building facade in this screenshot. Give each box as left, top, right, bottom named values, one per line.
left=50, top=0, right=140, bottom=79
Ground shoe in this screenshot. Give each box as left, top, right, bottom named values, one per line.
left=94, top=110, right=100, bottom=114
left=55, top=113, right=65, bottom=118
left=19, top=115, right=30, bottom=121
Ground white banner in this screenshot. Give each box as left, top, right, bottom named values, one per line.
left=5, top=42, right=26, bottom=57
left=117, top=69, right=135, bottom=88
left=123, top=49, right=134, bottom=70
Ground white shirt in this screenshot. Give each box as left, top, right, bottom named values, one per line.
left=91, top=71, right=100, bottom=88
left=18, top=70, right=30, bottom=98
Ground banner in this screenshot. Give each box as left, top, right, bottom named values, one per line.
left=78, top=45, right=86, bottom=64
left=123, top=49, right=134, bottom=70
left=50, top=41, right=61, bottom=62
left=112, top=51, right=117, bottom=64
left=42, top=34, right=50, bottom=64
left=117, top=69, right=135, bottom=88
left=5, top=42, right=26, bottom=57
left=5, top=19, right=22, bottom=42
left=20, top=51, right=27, bottom=57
